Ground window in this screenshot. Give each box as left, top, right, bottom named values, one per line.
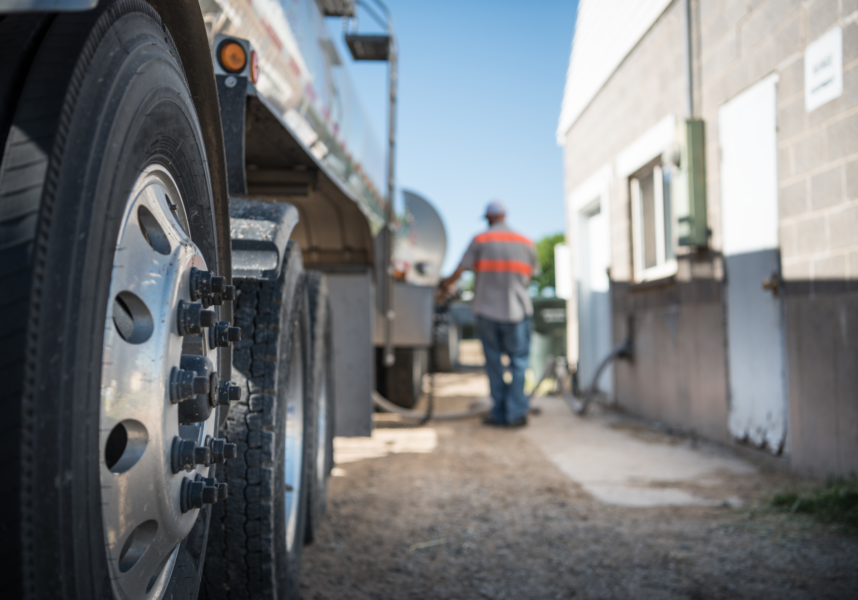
left=630, top=161, right=676, bottom=281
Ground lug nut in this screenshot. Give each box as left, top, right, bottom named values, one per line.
left=222, top=285, right=236, bottom=301
left=172, top=438, right=195, bottom=473
left=181, top=478, right=205, bottom=512
left=207, top=437, right=238, bottom=463
left=217, top=482, right=229, bottom=499
left=211, top=276, right=226, bottom=294
left=172, top=438, right=211, bottom=473
left=177, top=300, right=216, bottom=336
left=212, top=379, right=242, bottom=407
left=195, top=446, right=211, bottom=465
left=210, top=293, right=223, bottom=306
left=193, top=474, right=221, bottom=505
left=194, top=376, right=210, bottom=394
left=170, top=367, right=209, bottom=404
left=224, top=442, right=238, bottom=460
left=210, top=321, right=241, bottom=348
left=190, top=268, right=213, bottom=300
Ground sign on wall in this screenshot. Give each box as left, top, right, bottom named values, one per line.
left=805, top=27, right=843, bottom=112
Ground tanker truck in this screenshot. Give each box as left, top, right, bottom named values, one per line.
left=0, top=0, right=447, bottom=597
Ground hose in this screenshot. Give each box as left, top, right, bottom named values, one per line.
left=573, top=339, right=633, bottom=415
left=372, top=297, right=491, bottom=424
left=529, top=314, right=635, bottom=416
left=371, top=391, right=491, bottom=421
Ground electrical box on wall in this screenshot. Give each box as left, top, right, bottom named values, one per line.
left=669, top=119, right=708, bottom=247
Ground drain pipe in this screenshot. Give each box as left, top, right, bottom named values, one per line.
left=683, top=0, right=694, bottom=118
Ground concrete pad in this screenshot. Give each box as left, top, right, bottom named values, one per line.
left=523, top=397, right=756, bottom=507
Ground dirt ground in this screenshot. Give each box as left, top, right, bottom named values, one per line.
left=301, top=373, right=858, bottom=600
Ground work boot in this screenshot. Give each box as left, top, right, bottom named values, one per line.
left=482, top=416, right=506, bottom=427
left=506, top=416, right=528, bottom=428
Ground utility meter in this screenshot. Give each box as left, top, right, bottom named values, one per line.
left=667, top=119, right=708, bottom=247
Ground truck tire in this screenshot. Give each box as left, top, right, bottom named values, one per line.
left=0, top=3, right=227, bottom=598
left=304, top=271, right=335, bottom=544
left=377, top=347, right=428, bottom=409
left=432, top=312, right=459, bottom=373
left=202, top=242, right=312, bottom=599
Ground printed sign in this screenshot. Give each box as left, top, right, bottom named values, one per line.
left=805, top=27, right=843, bottom=112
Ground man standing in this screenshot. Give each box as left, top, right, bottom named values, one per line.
left=440, top=201, right=538, bottom=427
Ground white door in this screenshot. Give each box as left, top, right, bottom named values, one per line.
left=718, top=74, right=787, bottom=453
left=577, top=203, right=613, bottom=397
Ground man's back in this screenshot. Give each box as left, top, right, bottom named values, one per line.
left=458, top=222, right=537, bottom=323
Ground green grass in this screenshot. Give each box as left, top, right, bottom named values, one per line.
left=770, top=477, right=858, bottom=528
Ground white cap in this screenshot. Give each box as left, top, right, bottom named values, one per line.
left=484, top=200, right=506, bottom=218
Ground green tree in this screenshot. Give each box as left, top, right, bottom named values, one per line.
left=533, top=233, right=565, bottom=293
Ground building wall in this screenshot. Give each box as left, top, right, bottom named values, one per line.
left=562, top=0, right=858, bottom=475
left=696, top=0, right=858, bottom=476
left=563, top=0, right=732, bottom=443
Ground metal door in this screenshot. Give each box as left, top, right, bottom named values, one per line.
left=577, top=203, right=613, bottom=397
left=718, top=73, right=787, bottom=453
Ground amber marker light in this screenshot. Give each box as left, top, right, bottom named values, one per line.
left=219, top=41, right=247, bottom=73
left=250, top=50, right=260, bottom=84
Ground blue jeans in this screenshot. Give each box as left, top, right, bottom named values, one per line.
left=477, top=316, right=532, bottom=423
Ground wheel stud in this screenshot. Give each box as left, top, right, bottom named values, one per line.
left=177, top=300, right=216, bottom=336
left=210, top=321, right=241, bottom=348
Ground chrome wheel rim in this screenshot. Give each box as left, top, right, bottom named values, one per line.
left=284, top=329, right=305, bottom=552
left=99, top=165, right=217, bottom=600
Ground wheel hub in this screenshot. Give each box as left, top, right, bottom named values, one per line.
left=99, top=165, right=237, bottom=600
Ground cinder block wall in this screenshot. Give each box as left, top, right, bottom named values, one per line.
left=563, top=0, right=731, bottom=443
left=563, top=0, right=858, bottom=474
left=697, top=0, right=858, bottom=477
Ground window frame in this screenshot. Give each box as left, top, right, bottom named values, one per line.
left=630, top=160, right=677, bottom=282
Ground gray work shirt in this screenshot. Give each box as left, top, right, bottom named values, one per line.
left=458, top=223, right=538, bottom=323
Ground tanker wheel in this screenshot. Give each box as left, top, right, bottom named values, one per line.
left=432, top=311, right=459, bottom=373
left=304, top=271, right=335, bottom=544
left=379, top=347, right=428, bottom=409
left=202, top=242, right=312, bottom=599
left=0, top=3, right=235, bottom=598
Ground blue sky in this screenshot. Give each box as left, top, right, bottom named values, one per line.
left=327, top=0, right=579, bottom=273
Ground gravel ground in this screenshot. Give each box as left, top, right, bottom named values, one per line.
left=301, top=378, right=858, bottom=600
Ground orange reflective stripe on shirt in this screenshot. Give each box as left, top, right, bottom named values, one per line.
left=473, top=231, right=534, bottom=246
left=474, top=259, right=534, bottom=276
